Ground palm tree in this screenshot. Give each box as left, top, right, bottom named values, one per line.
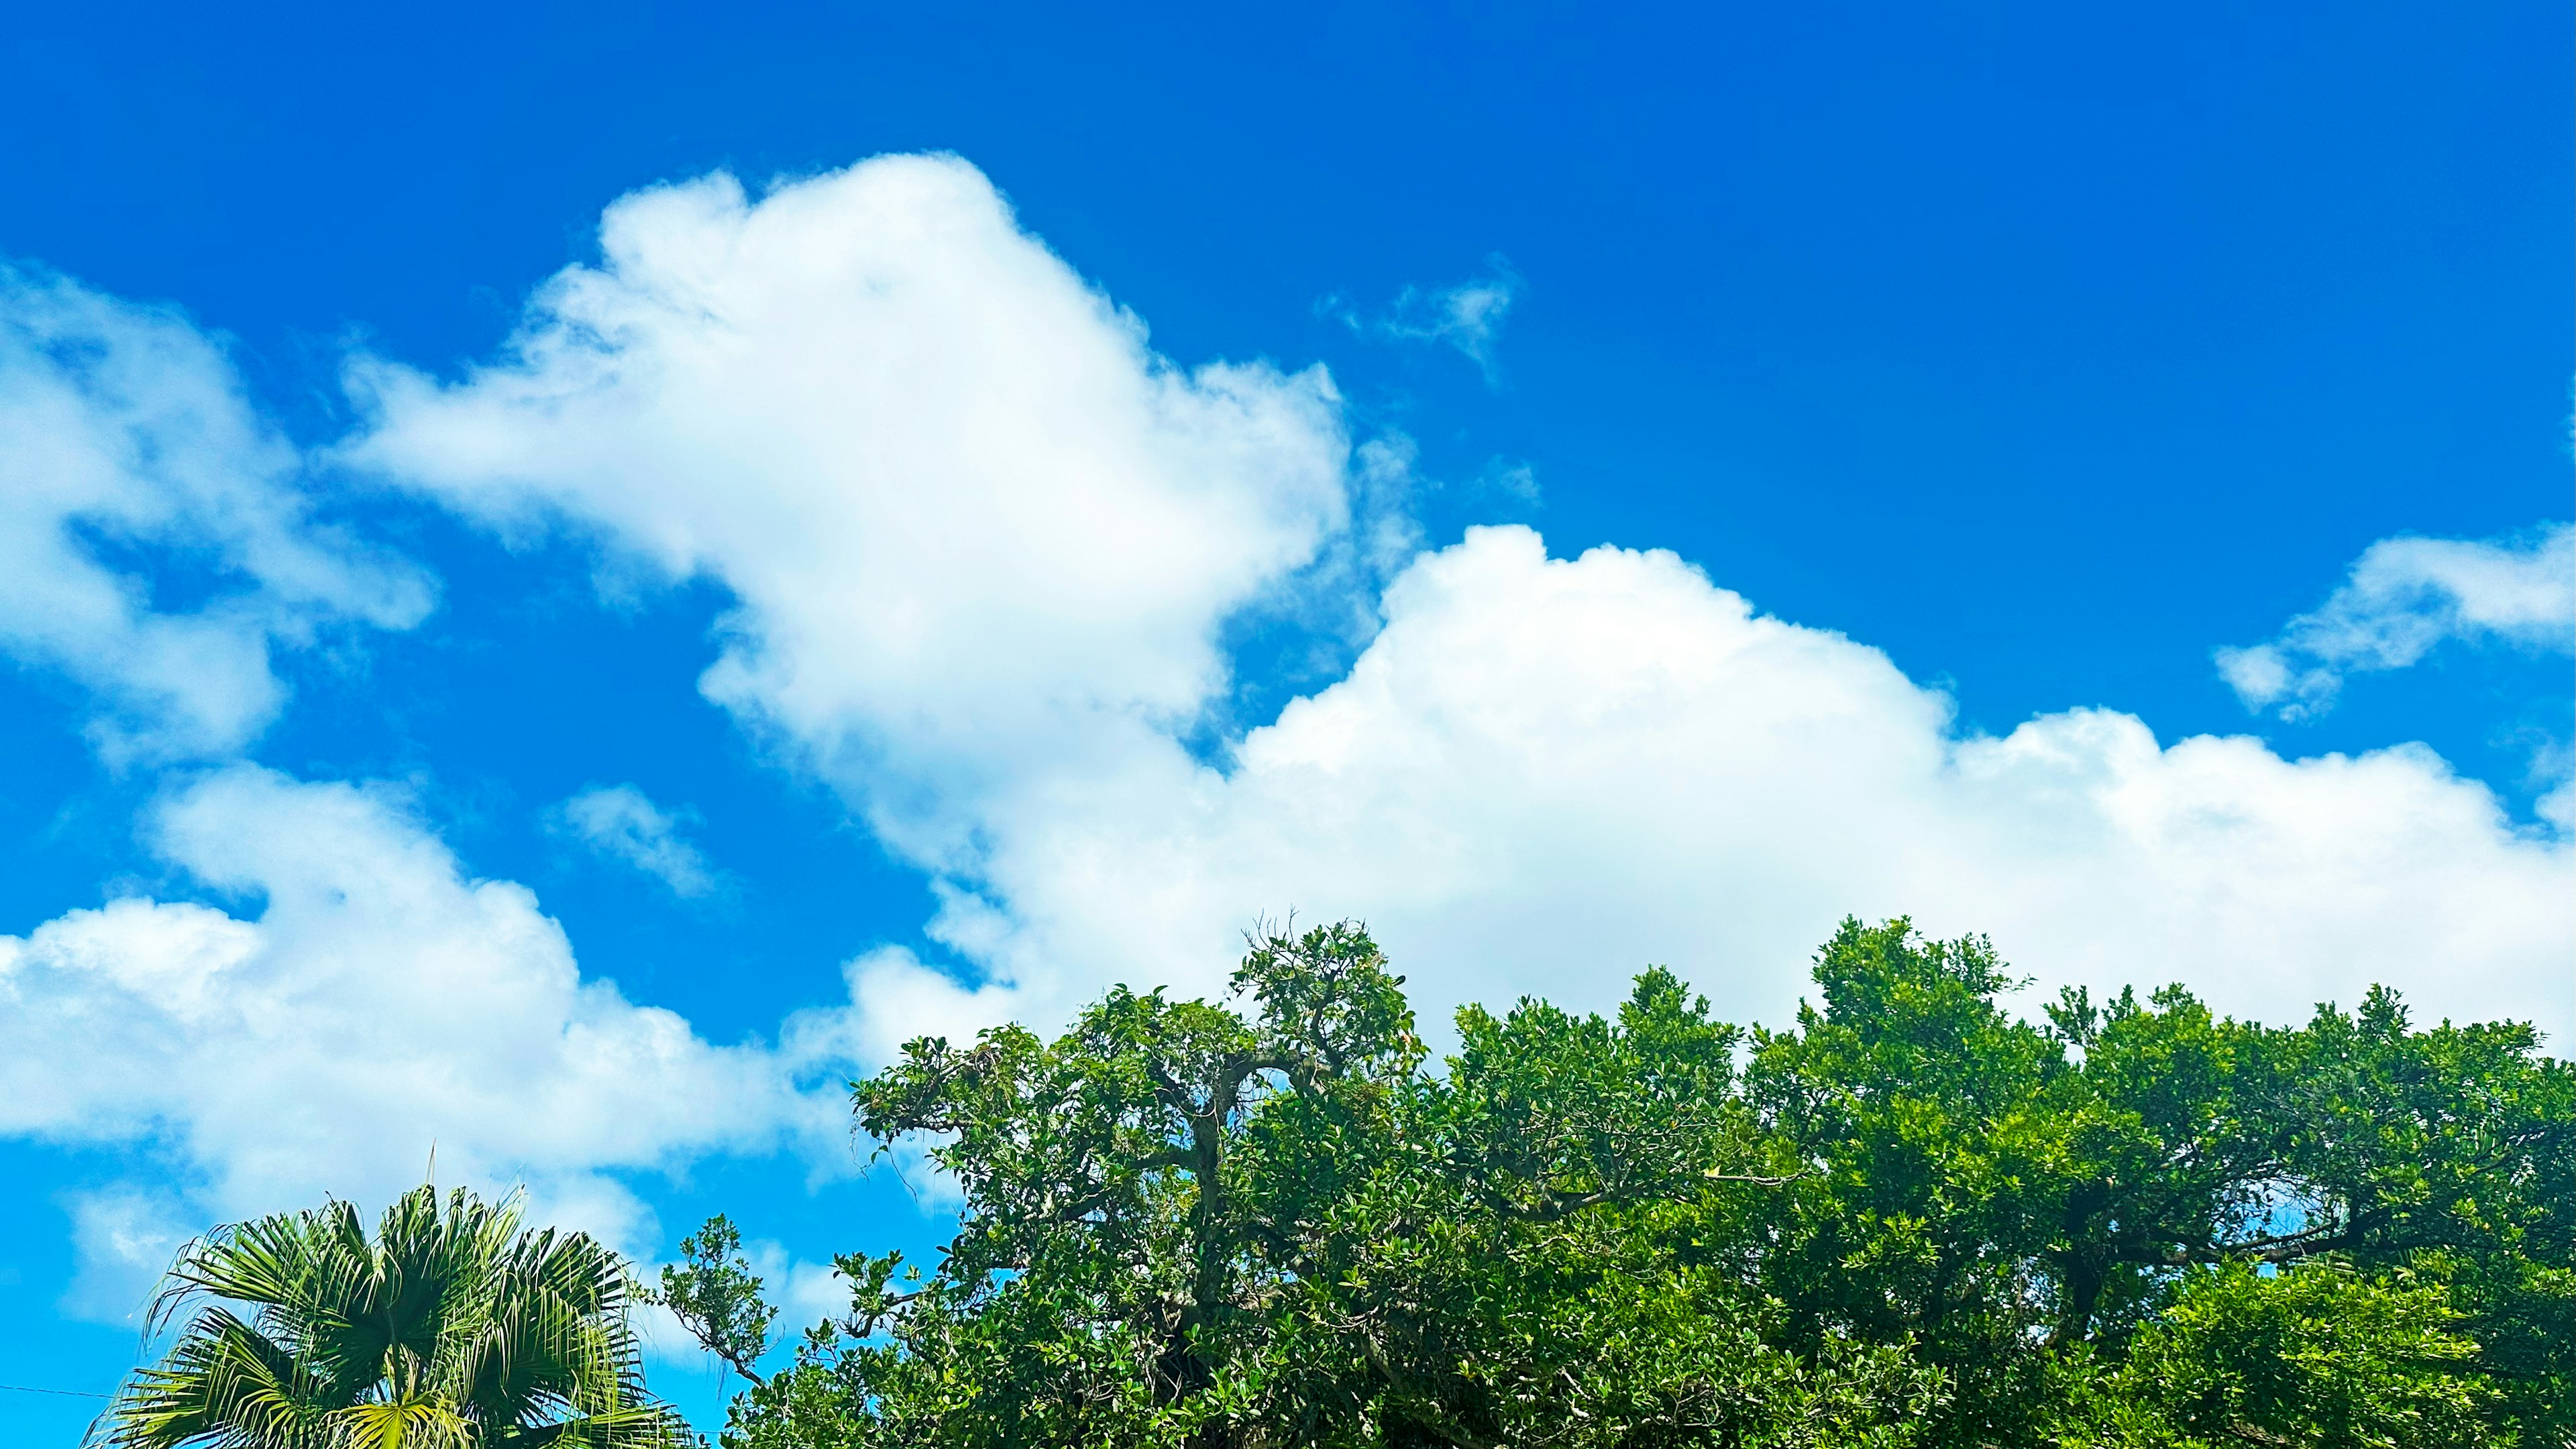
left=93, top=1184, right=693, bottom=1448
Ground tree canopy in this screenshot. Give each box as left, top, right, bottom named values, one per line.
left=624, top=920, right=2576, bottom=1446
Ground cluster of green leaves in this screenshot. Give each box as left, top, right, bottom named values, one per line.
left=96, top=1183, right=689, bottom=1448
left=676, top=918, right=2571, bottom=1448
left=1745, top=922, right=2571, bottom=1446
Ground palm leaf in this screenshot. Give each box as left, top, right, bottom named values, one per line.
left=97, top=1187, right=691, bottom=1449
left=95, top=1306, right=333, bottom=1448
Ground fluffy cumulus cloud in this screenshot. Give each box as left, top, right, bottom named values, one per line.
left=2217, top=522, right=2575, bottom=720
left=0, top=268, right=431, bottom=760
left=555, top=783, right=721, bottom=898
left=863, top=529, right=2573, bottom=1057
left=348, top=154, right=1351, bottom=868
left=0, top=766, right=851, bottom=1317
left=350, top=154, right=2573, bottom=1072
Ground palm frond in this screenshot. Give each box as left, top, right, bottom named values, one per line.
left=103, top=1185, right=686, bottom=1449
left=93, top=1307, right=331, bottom=1449
left=325, top=1398, right=474, bottom=1449
left=109, top=1185, right=680, bottom=1444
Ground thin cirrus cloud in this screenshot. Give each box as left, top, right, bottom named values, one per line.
left=1326, top=258, right=1521, bottom=378
left=354, top=153, right=2572, bottom=1063
left=555, top=783, right=722, bottom=898
left=2215, top=521, right=2574, bottom=722
left=0, top=266, right=433, bottom=762
left=0, top=766, right=858, bottom=1318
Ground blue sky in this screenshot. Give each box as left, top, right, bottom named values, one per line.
left=0, top=0, right=2568, bottom=1434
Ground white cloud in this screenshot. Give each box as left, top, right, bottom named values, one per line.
left=879, top=528, right=2571, bottom=1054
left=351, top=153, right=2569, bottom=1067
left=0, top=268, right=432, bottom=761
left=1479, top=457, right=1542, bottom=507
left=1330, top=260, right=1521, bottom=377
left=57, top=1186, right=195, bottom=1324
left=555, top=783, right=720, bottom=898
left=2217, top=522, right=2574, bottom=720
left=0, top=766, right=854, bottom=1313
left=347, top=154, right=1350, bottom=870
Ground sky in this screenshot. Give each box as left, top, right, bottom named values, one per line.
left=0, top=0, right=2569, bottom=1434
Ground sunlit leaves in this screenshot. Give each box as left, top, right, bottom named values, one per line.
left=700, top=916, right=2570, bottom=1448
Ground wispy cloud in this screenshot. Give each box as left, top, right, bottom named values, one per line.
left=1478, top=456, right=1542, bottom=508
left=58, top=1187, right=192, bottom=1323
left=0, top=267, right=433, bottom=763
left=1326, top=258, right=1521, bottom=379
left=2216, top=522, right=2573, bottom=720
left=555, top=783, right=720, bottom=898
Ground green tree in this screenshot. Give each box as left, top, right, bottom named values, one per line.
left=678, top=916, right=2571, bottom=1448
left=655, top=1216, right=779, bottom=1390
left=712, top=924, right=1937, bottom=1448
left=1739, top=918, right=2573, bottom=1446
left=2055, top=1263, right=2496, bottom=1448
left=95, top=1183, right=690, bottom=1449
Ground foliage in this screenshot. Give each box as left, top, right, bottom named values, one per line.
left=95, top=1183, right=690, bottom=1449
left=654, top=1216, right=779, bottom=1389
left=1741, top=920, right=2571, bottom=1446
left=665, top=918, right=2573, bottom=1448
left=2054, top=1262, right=2496, bottom=1448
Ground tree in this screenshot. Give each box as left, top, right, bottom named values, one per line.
left=678, top=917, right=2571, bottom=1448
left=655, top=1216, right=779, bottom=1390
left=710, top=923, right=1937, bottom=1448
left=1740, top=919, right=2572, bottom=1446
left=2053, top=1262, right=2495, bottom=1448
left=95, top=1183, right=690, bottom=1449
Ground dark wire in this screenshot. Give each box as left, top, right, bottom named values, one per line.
left=0, top=1383, right=109, bottom=1398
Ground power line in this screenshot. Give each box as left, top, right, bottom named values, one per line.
left=0, top=1383, right=109, bottom=1399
